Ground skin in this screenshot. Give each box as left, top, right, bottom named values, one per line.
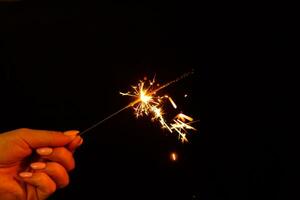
left=0, top=128, right=83, bottom=200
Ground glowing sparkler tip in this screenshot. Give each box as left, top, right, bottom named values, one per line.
left=140, top=91, right=151, bottom=103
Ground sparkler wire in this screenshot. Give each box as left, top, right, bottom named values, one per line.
left=79, top=106, right=130, bottom=136
left=79, top=70, right=194, bottom=136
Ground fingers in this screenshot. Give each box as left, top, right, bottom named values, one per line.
left=19, top=172, right=56, bottom=199
left=30, top=162, right=69, bottom=188
left=36, top=147, right=75, bottom=171
left=16, top=128, right=76, bottom=148
left=63, top=130, right=83, bottom=153
left=67, top=136, right=83, bottom=153
left=19, top=162, right=70, bottom=199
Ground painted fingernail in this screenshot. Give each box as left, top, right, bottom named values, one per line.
left=64, top=130, right=80, bottom=139
left=19, top=172, right=33, bottom=178
left=36, top=147, right=53, bottom=156
left=30, top=162, right=46, bottom=170
left=78, top=138, right=83, bottom=146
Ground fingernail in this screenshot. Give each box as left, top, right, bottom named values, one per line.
left=19, top=172, right=33, bottom=178
left=64, top=130, right=80, bottom=139
left=36, top=147, right=53, bottom=156
left=78, top=138, right=83, bottom=146
left=30, top=162, right=46, bottom=170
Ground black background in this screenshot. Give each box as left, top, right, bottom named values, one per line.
left=0, top=1, right=292, bottom=200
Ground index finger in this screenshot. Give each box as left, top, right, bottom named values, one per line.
left=15, top=128, right=73, bottom=149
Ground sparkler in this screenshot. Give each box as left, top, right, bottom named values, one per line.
left=80, top=71, right=197, bottom=143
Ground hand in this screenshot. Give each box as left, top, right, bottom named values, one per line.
left=0, top=128, right=83, bottom=200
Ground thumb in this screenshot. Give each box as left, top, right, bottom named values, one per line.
left=15, top=128, right=75, bottom=149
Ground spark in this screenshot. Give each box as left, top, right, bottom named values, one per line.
left=168, top=96, right=177, bottom=109
left=120, top=73, right=196, bottom=143
left=171, top=152, right=177, bottom=161
left=151, top=106, right=172, bottom=132
left=120, top=79, right=161, bottom=118
left=176, top=113, right=194, bottom=122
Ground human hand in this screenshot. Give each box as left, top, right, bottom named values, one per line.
left=0, top=128, right=83, bottom=200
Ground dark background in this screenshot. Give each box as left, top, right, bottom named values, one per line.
left=0, top=1, right=292, bottom=200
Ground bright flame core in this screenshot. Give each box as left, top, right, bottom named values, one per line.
left=140, top=91, right=151, bottom=103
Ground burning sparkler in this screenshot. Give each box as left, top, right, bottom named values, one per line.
left=80, top=71, right=197, bottom=143
left=120, top=74, right=197, bottom=143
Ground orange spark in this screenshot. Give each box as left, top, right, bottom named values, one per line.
left=171, top=152, right=177, bottom=161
